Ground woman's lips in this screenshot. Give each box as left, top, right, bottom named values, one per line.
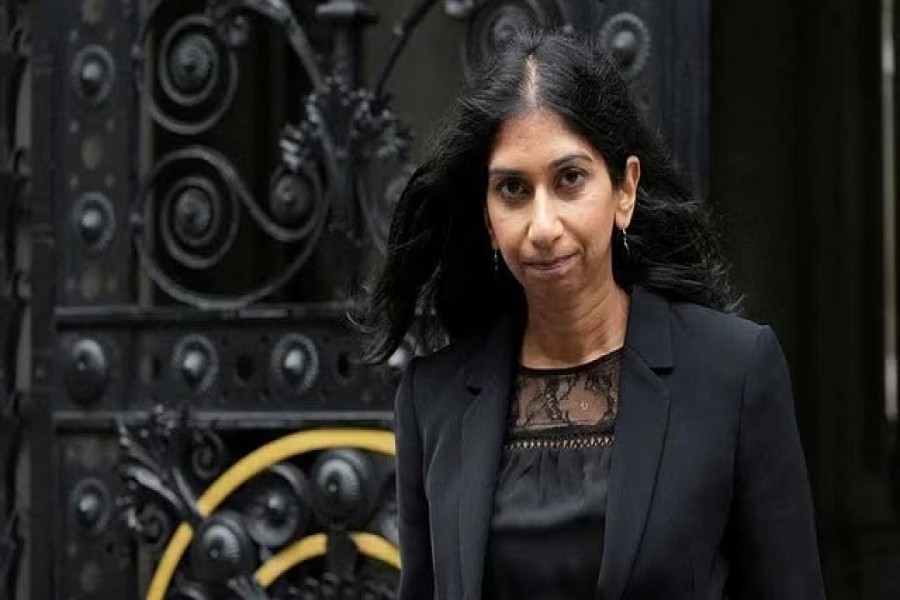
left=524, top=253, right=575, bottom=273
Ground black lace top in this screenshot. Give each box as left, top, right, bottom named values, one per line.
left=482, top=348, right=622, bottom=599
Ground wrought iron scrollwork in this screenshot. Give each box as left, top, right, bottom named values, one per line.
left=132, top=0, right=448, bottom=307
left=135, top=6, right=239, bottom=135
left=117, top=406, right=207, bottom=529
left=134, top=502, right=175, bottom=553
left=132, top=145, right=332, bottom=307
left=598, top=12, right=651, bottom=79
left=207, top=0, right=323, bottom=88
left=280, top=570, right=397, bottom=600
left=189, top=426, right=229, bottom=482
left=116, top=407, right=400, bottom=599
left=118, top=408, right=271, bottom=593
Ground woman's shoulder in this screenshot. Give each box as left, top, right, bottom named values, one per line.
left=634, top=286, right=770, bottom=347
left=671, top=298, right=763, bottom=334
left=395, top=334, right=488, bottom=429
left=656, top=297, right=790, bottom=400
left=405, top=333, right=482, bottom=384
left=665, top=296, right=778, bottom=362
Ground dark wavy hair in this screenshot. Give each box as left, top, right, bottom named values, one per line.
left=359, top=28, right=737, bottom=363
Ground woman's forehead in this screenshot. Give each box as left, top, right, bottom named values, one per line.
left=489, top=109, right=599, bottom=169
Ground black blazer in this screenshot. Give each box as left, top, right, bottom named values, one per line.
left=394, top=287, right=825, bottom=599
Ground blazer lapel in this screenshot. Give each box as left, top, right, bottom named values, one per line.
left=597, top=287, right=673, bottom=600
left=458, top=313, right=521, bottom=600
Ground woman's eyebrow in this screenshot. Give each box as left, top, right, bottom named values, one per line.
left=487, top=167, right=522, bottom=178
left=550, top=152, right=593, bottom=168
left=488, top=152, right=594, bottom=177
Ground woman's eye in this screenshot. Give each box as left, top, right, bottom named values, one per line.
left=559, top=169, right=585, bottom=189
left=498, top=179, right=527, bottom=198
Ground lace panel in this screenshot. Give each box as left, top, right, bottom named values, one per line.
left=505, top=349, right=622, bottom=450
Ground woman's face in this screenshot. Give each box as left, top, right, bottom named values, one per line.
left=484, top=108, right=639, bottom=303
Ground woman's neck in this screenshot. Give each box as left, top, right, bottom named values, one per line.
left=520, top=282, right=629, bottom=369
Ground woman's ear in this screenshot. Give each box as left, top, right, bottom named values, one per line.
left=616, top=155, right=640, bottom=230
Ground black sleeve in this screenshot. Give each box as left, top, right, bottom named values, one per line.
left=394, top=357, right=435, bottom=599
left=726, top=326, right=826, bottom=599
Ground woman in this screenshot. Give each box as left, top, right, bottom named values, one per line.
left=363, top=29, right=824, bottom=599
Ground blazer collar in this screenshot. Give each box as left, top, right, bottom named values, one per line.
left=597, top=286, right=672, bottom=599
left=622, top=284, right=673, bottom=370
left=464, top=309, right=523, bottom=394
left=456, top=286, right=673, bottom=600
left=459, top=310, right=521, bottom=599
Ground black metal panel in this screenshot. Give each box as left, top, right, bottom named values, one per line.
left=20, top=0, right=710, bottom=598
left=51, top=0, right=137, bottom=309
left=56, top=432, right=137, bottom=599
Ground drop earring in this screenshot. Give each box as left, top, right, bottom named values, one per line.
left=621, top=228, right=630, bottom=257
left=493, top=249, right=499, bottom=274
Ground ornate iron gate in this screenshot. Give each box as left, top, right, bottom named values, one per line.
left=4, top=0, right=709, bottom=597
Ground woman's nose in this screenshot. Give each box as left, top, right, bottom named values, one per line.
left=527, top=189, right=563, bottom=247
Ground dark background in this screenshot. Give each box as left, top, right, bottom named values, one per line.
left=712, top=1, right=898, bottom=595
